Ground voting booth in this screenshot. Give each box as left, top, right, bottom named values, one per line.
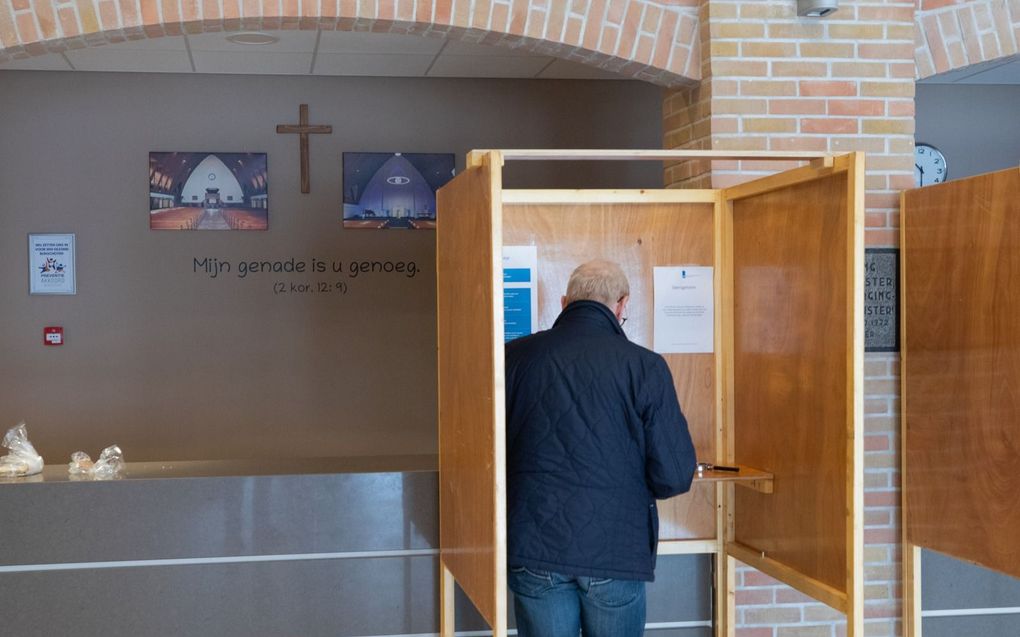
left=901, top=166, right=1020, bottom=636
left=436, top=149, right=866, bottom=636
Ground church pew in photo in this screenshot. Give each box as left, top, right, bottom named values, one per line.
left=149, top=207, right=204, bottom=230
left=222, top=208, right=268, bottom=230
left=345, top=219, right=389, bottom=229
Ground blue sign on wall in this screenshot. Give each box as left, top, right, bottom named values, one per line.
left=504, top=288, right=532, bottom=342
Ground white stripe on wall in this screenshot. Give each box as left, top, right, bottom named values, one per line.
left=2, top=553, right=715, bottom=632
left=922, top=607, right=1020, bottom=618
left=352, top=622, right=713, bottom=637
left=0, top=548, right=439, bottom=574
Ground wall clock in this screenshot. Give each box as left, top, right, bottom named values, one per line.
left=914, top=143, right=947, bottom=187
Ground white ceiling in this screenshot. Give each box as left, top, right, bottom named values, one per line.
left=7, top=30, right=1015, bottom=83
left=920, top=53, right=1020, bottom=84
left=0, top=29, right=625, bottom=80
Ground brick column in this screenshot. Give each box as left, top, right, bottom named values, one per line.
left=663, top=2, right=914, bottom=635
left=665, top=0, right=715, bottom=188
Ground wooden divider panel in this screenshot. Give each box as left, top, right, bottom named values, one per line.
left=903, top=167, right=1020, bottom=579
left=502, top=199, right=717, bottom=540
left=436, top=156, right=506, bottom=629
left=728, top=168, right=857, bottom=601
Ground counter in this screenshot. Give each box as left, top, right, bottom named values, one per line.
left=0, top=456, right=711, bottom=636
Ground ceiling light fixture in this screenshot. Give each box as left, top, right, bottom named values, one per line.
left=797, top=0, right=838, bottom=17
left=225, top=32, right=280, bottom=45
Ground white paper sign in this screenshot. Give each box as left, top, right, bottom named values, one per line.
left=502, top=246, right=538, bottom=342
left=653, top=266, right=713, bottom=353
left=29, top=233, right=76, bottom=295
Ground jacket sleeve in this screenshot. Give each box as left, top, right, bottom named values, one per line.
left=641, top=357, right=698, bottom=499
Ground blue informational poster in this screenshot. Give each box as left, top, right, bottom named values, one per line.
left=504, top=288, right=532, bottom=341
left=502, top=246, right=538, bottom=342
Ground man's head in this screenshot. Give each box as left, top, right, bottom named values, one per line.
left=561, top=259, right=630, bottom=322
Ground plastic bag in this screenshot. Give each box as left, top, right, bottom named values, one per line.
left=68, top=451, right=94, bottom=476
left=68, top=445, right=124, bottom=479
left=92, top=445, right=124, bottom=479
left=0, top=423, right=45, bottom=477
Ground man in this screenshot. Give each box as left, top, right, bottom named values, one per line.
left=504, top=259, right=698, bottom=637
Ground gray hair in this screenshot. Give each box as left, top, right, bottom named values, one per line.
left=564, top=259, right=630, bottom=308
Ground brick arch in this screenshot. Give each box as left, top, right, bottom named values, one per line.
left=0, top=1, right=700, bottom=86
left=915, top=0, right=1020, bottom=79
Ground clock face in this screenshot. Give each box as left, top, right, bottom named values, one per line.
left=914, top=143, right=947, bottom=187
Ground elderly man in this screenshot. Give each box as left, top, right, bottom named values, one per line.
left=504, top=259, right=697, bottom=637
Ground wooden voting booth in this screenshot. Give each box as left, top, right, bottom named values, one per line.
left=901, top=166, right=1020, bottom=637
left=436, top=149, right=865, bottom=636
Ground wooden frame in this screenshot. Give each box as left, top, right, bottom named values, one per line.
left=723, top=153, right=865, bottom=622
left=900, top=166, right=1020, bottom=637
left=436, top=152, right=507, bottom=634
left=437, top=150, right=865, bottom=637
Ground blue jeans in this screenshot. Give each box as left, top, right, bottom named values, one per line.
left=508, top=567, right=646, bottom=637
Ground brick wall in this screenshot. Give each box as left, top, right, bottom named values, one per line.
left=663, top=2, right=915, bottom=636
left=664, top=0, right=714, bottom=188
left=0, top=0, right=702, bottom=87
left=915, top=0, right=1020, bottom=78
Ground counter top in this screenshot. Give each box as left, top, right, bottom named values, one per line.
left=0, top=454, right=439, bottom=485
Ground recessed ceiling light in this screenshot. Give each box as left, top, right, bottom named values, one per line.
left=225, top=32, right=280, bottom=45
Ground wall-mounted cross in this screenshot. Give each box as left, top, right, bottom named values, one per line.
left=276, top=104, right=332, bottom=194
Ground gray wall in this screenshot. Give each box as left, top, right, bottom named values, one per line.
left=921, top=550, right=1020, bottom=637
left=0, top=467, right=712, bottom=636
left=0, top=70, right=663, bottom=462
left=915, top=81, right=1020, bottom=635
left=915, top=83, right=1020, bottom=180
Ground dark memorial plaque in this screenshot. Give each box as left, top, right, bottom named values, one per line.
left=865, top=248, right=899, bottom=352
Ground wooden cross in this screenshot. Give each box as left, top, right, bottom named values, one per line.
left=276, top=104, right=332, bottom=194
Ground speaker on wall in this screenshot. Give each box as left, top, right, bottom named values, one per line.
left=797, top=0, right=838, bottom=17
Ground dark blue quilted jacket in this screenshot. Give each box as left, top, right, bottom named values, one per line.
left=505, top=300, right=697, bottom=582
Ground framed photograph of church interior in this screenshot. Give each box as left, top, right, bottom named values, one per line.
left=342, top=152, right=456, bottom=229
left=149, top=152, right=269, bottom=230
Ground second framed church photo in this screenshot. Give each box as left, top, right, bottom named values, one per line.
left=342, top=152, right=455, bottom=229
left=149, top=152, right=269, bottom=231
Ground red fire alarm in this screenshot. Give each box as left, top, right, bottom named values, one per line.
left=43, top=327, right=63, bottom=346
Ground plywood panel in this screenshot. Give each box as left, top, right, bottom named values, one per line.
left=902, top=167, right=1020, bottom=580
left=436, top=155, right=506, bottom=630
left=502, top=202, right=717, bottom=540
left=729, top=171, right=853, bottom=594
